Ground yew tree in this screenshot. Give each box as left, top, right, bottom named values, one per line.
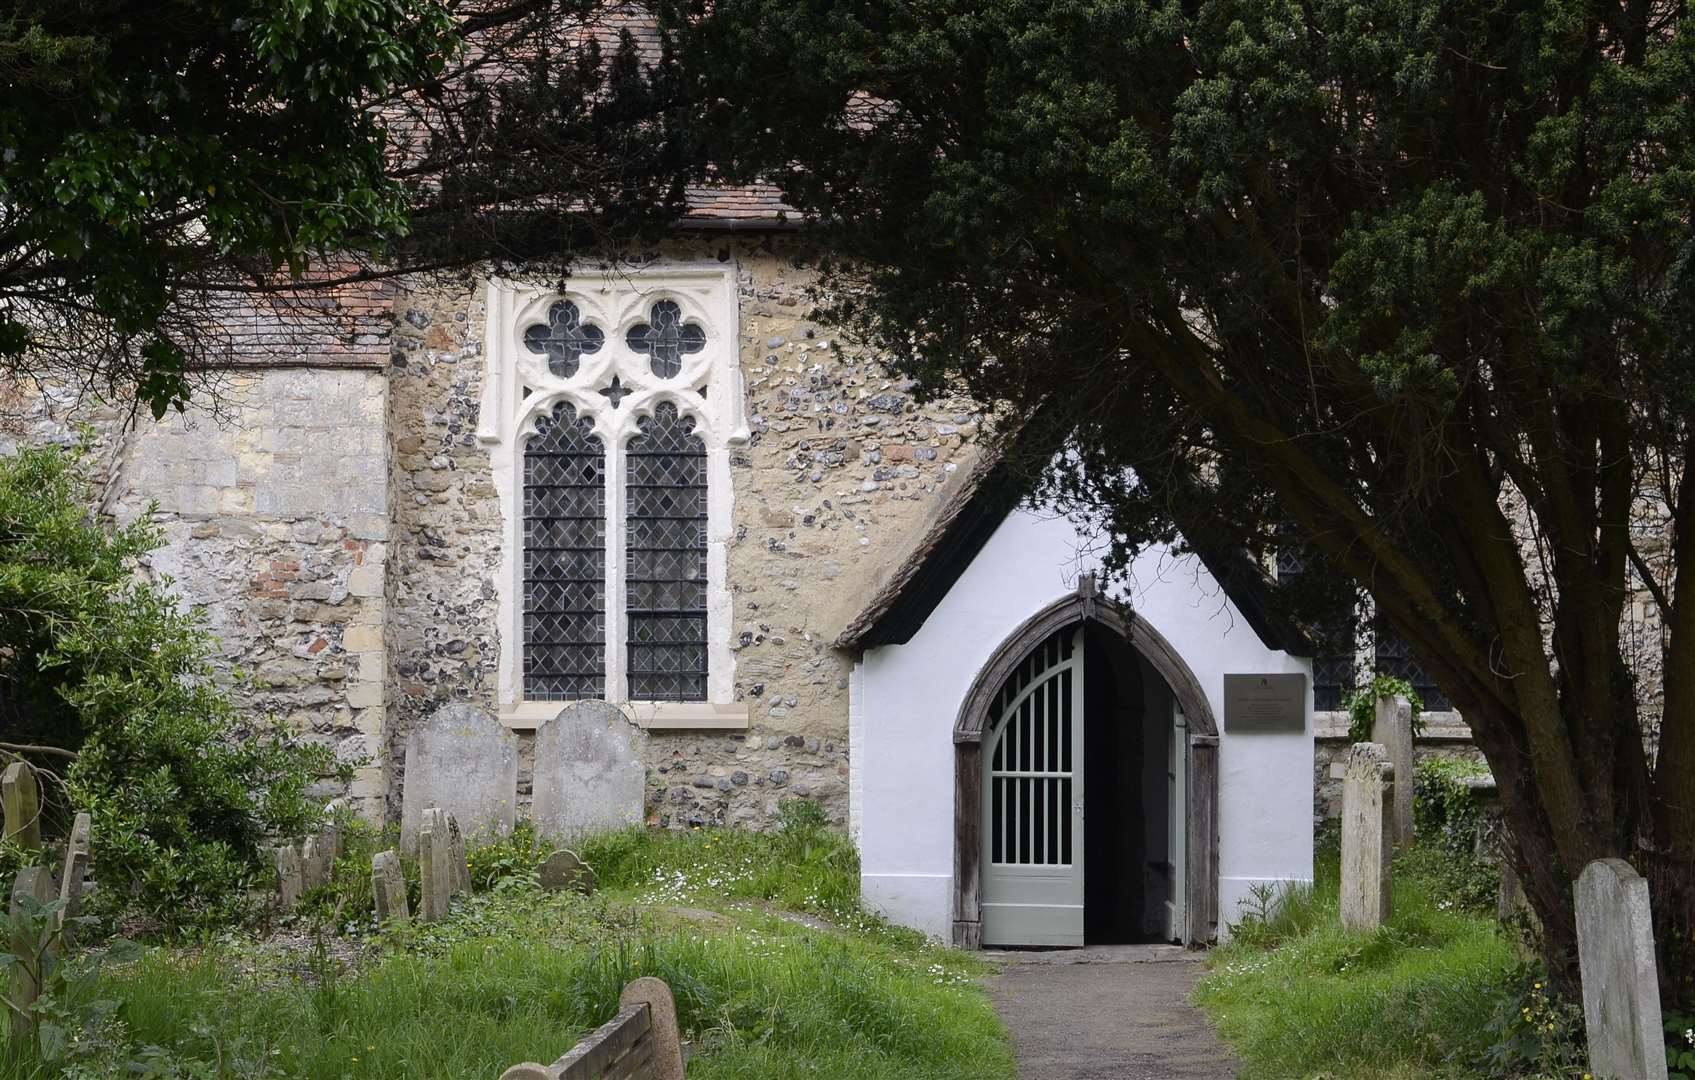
left=678, top=0, right=1695, bottom=997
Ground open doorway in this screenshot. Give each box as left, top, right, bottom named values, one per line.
left=1084, top=625, right=1182, bottom=944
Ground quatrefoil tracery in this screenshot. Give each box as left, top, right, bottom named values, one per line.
left=626, top=299, right=706, bottom=378
left=522, top=300, right=604, bottom=378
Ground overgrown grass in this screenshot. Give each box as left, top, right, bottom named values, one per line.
left=1194, top=848, right=1536, bottom=1079
left=4, top=815, right=1013, bottom=1080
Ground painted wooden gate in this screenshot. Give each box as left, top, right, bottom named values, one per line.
left=981, top=627, right=1084, bottom=946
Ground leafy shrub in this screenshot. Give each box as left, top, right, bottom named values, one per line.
left=0, top=442, right=338, bottom=927
left=1343, top=673, right=1425, bottom=743
left=1415, top=755, right=1493, bottom=855
left=1478, top=965, right=1590, bottom=1078
left=466, top=820, right=546, bottom=891
left=1668, top=1009, right=1695, bottom=1080
left=1395, top=842, right=1500, bottom=916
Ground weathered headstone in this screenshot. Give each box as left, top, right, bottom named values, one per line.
left=300, top=836, right=327, bottom=892
left=1370, top=695, right=1414, bottom=848
left=371, top=850, right=410, bottom=925
left=399, top=704, right=518, bottom=855
left=275, top=843, right=304, bottom=907
left=2, top=763, right=42, bottom=850
left=418, top=807, right=455, bottom=921
left=538, top=849, right=597, bottom=895
left=531, top=701, right=647, bottom=842
left=56, top=812, right=91, bottom=942
left=447, top=814, right=471, bottom=897
left=618, top=976, right=685, bottom=1080
left=1340, top=742, right=1394, bottom=932
left=8, top=866, right=56, bottom=1040
left=1575, top=858, right=1668, bottom=1080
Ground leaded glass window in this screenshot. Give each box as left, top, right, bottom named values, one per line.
left=626, top=300, right=705, bottom=378
left=1276, top=545, right=1357, bottom=711
left=523, top=401, right=605, bottom=699
left=1373, top=621, right=1451, bottom=711
left=624, top=402, right=708, bottom=701
left=524, top=300, right=604, bottom=378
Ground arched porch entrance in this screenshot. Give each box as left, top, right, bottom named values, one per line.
left=951, top=578, right=1221, bottom=948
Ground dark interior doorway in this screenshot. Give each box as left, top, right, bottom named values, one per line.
left=1083, top=625, right=1177, bottom=944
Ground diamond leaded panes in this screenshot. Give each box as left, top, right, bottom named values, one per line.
left=625, top=401, right=707, bottom=701
left=626, top=300, right=705, bottom=378
left=1276, top=545, right=1357, bottom=711
left=524, top=401, right=605, bottom=700
left=1373, top=621, right=1451, bottom=711
left=524, top=300, right=604, bottom=378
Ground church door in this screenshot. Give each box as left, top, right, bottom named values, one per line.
left=981, top=627, right=1085, bottom=946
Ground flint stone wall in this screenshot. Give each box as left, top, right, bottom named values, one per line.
left=0, top=369, right=391, bottom=817
left=384, top=237, right=976, bottom=830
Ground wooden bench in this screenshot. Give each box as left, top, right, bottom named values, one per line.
left=500, top=977, right=684, bottom=1080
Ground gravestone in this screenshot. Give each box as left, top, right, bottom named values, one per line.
left=300, top=836, right=327, bottom=892
left=618, top=976, right=686, bottom=1080
left=8, top=866, right=56, bottom=1041
left=1370, top=696, right=1414, bottom=848
left=531, top=701, right=646, bottom=842
left=418, top=807, right=456, bottom=921
left=447, top=814, right=471, bottom=896
left=371, top=850, right=409, bottom=925
left=1340, top=742, right=1394, bottom=931
left=2, top=763, right=42, bottom=850
left=1575, top=858, right=1667, bottom=1080
left=400, top=703, right=518, bottom=855
left=275, top=843, right=304, bottom=907
left=539, top=849, right=597, bottom=895
left=57, top=812, right=91, bottom=942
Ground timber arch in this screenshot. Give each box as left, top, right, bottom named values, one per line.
left=950, top=577, right=1221, bottom=948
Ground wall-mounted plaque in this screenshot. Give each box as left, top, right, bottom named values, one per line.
left=1223, top=673, right=1308, bottom=734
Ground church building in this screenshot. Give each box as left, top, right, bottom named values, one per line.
left=4, top=194, right=1322, bottom=947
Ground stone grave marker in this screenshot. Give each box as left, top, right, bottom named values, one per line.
left=531, top=701, right=646, bottom=842
left=371, top=850, right=409, bottom=925
left=418, top=807, right=456, bottom=921
left=619, top=976, right=685, bottom=1080
left=400, top=703, right=518, bottom=855
left=2, top=763, right=42, bottom=850
left=275, top=843, right=304, bottom=907
left=1370, top=695, right=1414, bottom=848
left=1575, top=858, right=1667, bottom=1080
left=447, top=813, right=471, bottom=896
left=539, top=849, right=597, bottom=895
left=8, top=866, right=56, bottom=1040
left=57, top=812, right=91, bottom=942
left=1340, top=742, right=1394, bottom=932
left=300, top=836, right=327, bottom=892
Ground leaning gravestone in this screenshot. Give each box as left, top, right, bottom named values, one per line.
left=57, top=812, right=91, bottom=943
left=1370, top=695, right=1415, bottom=849
left=1340, top=742, right=1394, bottom=932
left=1575, top=858, right=1667, bottom=1080
left=275, top=843, right=304, bottom=907
left=371, top=850, right=409, bottom=925
left=447, top=814, right=471, bottom=896
left=531, top=701, right=646, bottom=842
left=8, top=866, right=56, bottom=1040
left=2, top=763, right=42, bottom=850
left=539, top=849, right=597, bottom=895
left=399, top=703, right=518, bottom=855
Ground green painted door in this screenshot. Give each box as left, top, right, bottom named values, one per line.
left=981, top=627, right=1085, bottom=946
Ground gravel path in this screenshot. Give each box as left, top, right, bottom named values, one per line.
left=987, top=945, right=1240, bottom=1080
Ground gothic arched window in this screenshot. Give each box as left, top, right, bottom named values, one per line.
left=522, top=400, right=605, bottom=700
left=625, top=402, right=708, bottom=701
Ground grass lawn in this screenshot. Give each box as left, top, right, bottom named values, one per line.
left=1193, top=845, right=1573, bottom=1080
left=5, top=816, right=1015, bottom=1080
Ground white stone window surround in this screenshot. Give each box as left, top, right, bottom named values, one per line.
left=479, top=264, right=750, bottom=731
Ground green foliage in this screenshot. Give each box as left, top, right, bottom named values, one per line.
left=0, top=823, right=1009, bottom=1079
left=1415, top=756, right=1493, bottom=856
left=580, top=799, right=864, bottom=921
left=0, top=444, right=338, bottom=927
left=1342, top=675, right=1425, bottom=744
left=1198, top=846, right=1526, bottom=1078
left=465, top=820, right=547, bottom=892
left=0, top=889, right=141, bottom=1074
left=1479, top=967, right=1591, bottom=1079
left=1669, top=1009, right=1695, bottom=1080
left=0, top=0, right=455, bottom=414
left=1394, top=843, right=1500, bottom=918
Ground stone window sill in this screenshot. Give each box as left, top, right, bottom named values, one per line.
left=499, top=700, right=750, bottom=732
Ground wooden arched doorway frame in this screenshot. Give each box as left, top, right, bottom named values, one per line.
left=951, top=577, right=1220, bottom=948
